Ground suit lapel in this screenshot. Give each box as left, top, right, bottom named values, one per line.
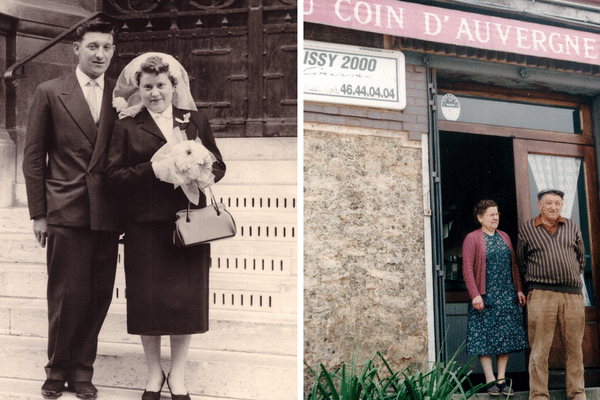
left=89, top=77, right=117, bottom=171
left=58, top=73, right=97, bottom=145
left=174, top=107, right=196, bottom=140
left=138, top=108, right=167, bottom=141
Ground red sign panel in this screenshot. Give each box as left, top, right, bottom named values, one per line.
left=304, top=0, right=600, bottom=65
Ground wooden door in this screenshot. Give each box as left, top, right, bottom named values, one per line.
left=513, top=139, right=600, bottom=382
left=436, top=82, right=600, bottom=385
left=105, top=0, right=297, bottom=138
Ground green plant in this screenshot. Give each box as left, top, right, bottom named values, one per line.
left=392, top=345, right=488, bottom=400
left=306, top=351, right=399, bottom=400
left=306, top=344, right=490, bottom=400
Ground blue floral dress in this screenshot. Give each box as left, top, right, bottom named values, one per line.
left=466, top=232, right=529, bottom=355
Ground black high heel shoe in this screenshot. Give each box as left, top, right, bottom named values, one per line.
left=142, top=372, right=166, bottom=400
left=166, top=374, right=191, bottom=400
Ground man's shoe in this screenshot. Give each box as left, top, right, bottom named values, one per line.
left=68, top=381, right=98, bottom=399
left=41, top=379, right=65, bottom=399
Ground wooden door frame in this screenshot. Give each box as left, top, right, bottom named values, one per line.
left=513, top=138, right=600, bottom=370
left=438, top=84, right=600, bottom=384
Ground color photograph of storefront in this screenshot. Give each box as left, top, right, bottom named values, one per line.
left=303, top=0, right=600, bottom=395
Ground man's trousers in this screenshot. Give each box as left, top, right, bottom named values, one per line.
left=527, top=289, right=586, bottom=400
left=45, top=225, right=119, bottom=382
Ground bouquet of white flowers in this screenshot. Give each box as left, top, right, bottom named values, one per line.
left=151, top=126, right=217, bottom=205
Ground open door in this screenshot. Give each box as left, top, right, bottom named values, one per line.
left=436, top=83, right=600, bottom=388
left=513, top=139, right=600, bottom=386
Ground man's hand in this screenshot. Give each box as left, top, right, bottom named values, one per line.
left=33, top=216, right=48, bottom=248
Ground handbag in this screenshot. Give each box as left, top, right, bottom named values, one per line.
left=173, top=187, right=237, bottom=247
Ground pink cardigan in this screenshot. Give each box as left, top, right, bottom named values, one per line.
left=461, top=229, right=523, bottom=300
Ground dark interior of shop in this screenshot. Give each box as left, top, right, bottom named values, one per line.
left=439, top=131, right=531, bottom=390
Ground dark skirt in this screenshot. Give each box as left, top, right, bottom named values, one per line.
left=123, top=220, right=210, bottom=335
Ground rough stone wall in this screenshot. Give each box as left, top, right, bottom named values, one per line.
left=303, top=125, right=428, bottom=394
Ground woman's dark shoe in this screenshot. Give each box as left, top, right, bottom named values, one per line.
left=486, top=383, right=501, bottom=396
left=142, top=372, right=166, bottom=400
left=41, top=379, right=66, bottom=399
left=498, top=381, right=514, bottom=396
left=166, top=374, right=191, bottom=400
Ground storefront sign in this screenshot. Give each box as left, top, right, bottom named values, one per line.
left=440, top=94, right=460, bottom=121
left=304, top=40, right=406, bottom=110
left=304, top=0, right=600, bottom=66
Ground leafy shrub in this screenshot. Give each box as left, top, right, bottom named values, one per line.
left=306, top=344, right=491, bottom=400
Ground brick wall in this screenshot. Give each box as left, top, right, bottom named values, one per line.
left=304, top=65, right=429, bottom=141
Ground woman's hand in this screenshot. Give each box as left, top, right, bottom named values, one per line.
left=517, top=291, right=526, bottom=307
left=472, top=295, right=484, bottom=311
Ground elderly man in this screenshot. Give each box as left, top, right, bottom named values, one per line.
left=517, top=189, right=586, bottom=400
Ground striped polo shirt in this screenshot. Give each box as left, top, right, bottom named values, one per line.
left=516, top=215, right=586, bottom=294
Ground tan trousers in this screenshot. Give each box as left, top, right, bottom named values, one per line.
left=527, top=289, right=586, bottom=400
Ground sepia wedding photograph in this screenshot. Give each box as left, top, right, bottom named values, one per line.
left=0, top=0, right=297, bottom=399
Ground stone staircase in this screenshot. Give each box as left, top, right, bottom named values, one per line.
left=452, top=388, right=600, bottom=400
left=0, top=138, right=298, bottom=399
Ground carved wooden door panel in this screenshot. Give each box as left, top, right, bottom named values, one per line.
left=105, top=0, right=297, bottom=138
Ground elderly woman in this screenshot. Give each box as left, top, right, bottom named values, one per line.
left=106, top=53, right=226, bottom=400
left=462, top=200, right=528, bottom=396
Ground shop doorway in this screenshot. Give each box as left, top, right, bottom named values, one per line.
left=440, top=131, right=529, bottom=389
left=436, top=88, right=600, bottom=389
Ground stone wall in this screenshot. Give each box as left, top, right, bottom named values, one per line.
left=303, top=124, right=428, bottom=393
left=0, top=0, right=96, bottom=206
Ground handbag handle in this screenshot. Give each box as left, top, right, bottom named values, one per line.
left=183, top=117, right=220, bottom=222
left=185, top=186, right=220, bottom=222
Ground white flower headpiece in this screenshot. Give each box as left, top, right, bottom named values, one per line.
left=112, top=52, right=197, bottom=119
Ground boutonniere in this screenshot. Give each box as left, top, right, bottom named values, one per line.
left=175, top=113, right=191, bottom=124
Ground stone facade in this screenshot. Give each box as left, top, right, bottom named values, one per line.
left=303, top=60, right=431, bottom=394
left=303, top=122, right=428, bottom=390
left=0, top=0, right=97, bottom=207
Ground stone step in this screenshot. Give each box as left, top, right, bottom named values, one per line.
left=0, top=262, right=297, bottom=315
left=0, top=188, right=296, bottom=235
left=0, top=377, right=161, bottom=400
left=0, top=335, right=297, bottom=400
left=0, top=297, right=296, bottom=356
left=451, top=387, right=600, bottom=400
left=215, top=137, right=296, bottom=161
left=0, top=237, right=298, bottom=277
left=218, top=161, right=296, bottom=186
left=0, top=376, right=282, bottom=399
left=0, top=209, right=296, bottom=239
left=0, top=224, right=297, bottom=266
left=1, top=183, right=297, bottom=233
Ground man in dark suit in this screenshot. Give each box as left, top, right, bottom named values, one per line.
left=22, top=18, right=120, bottom=399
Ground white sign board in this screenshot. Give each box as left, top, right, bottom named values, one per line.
left=303, top=40, right=406, bottom=110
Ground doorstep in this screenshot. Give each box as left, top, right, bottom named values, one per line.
left=453, top=387, right=600, bottom=400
